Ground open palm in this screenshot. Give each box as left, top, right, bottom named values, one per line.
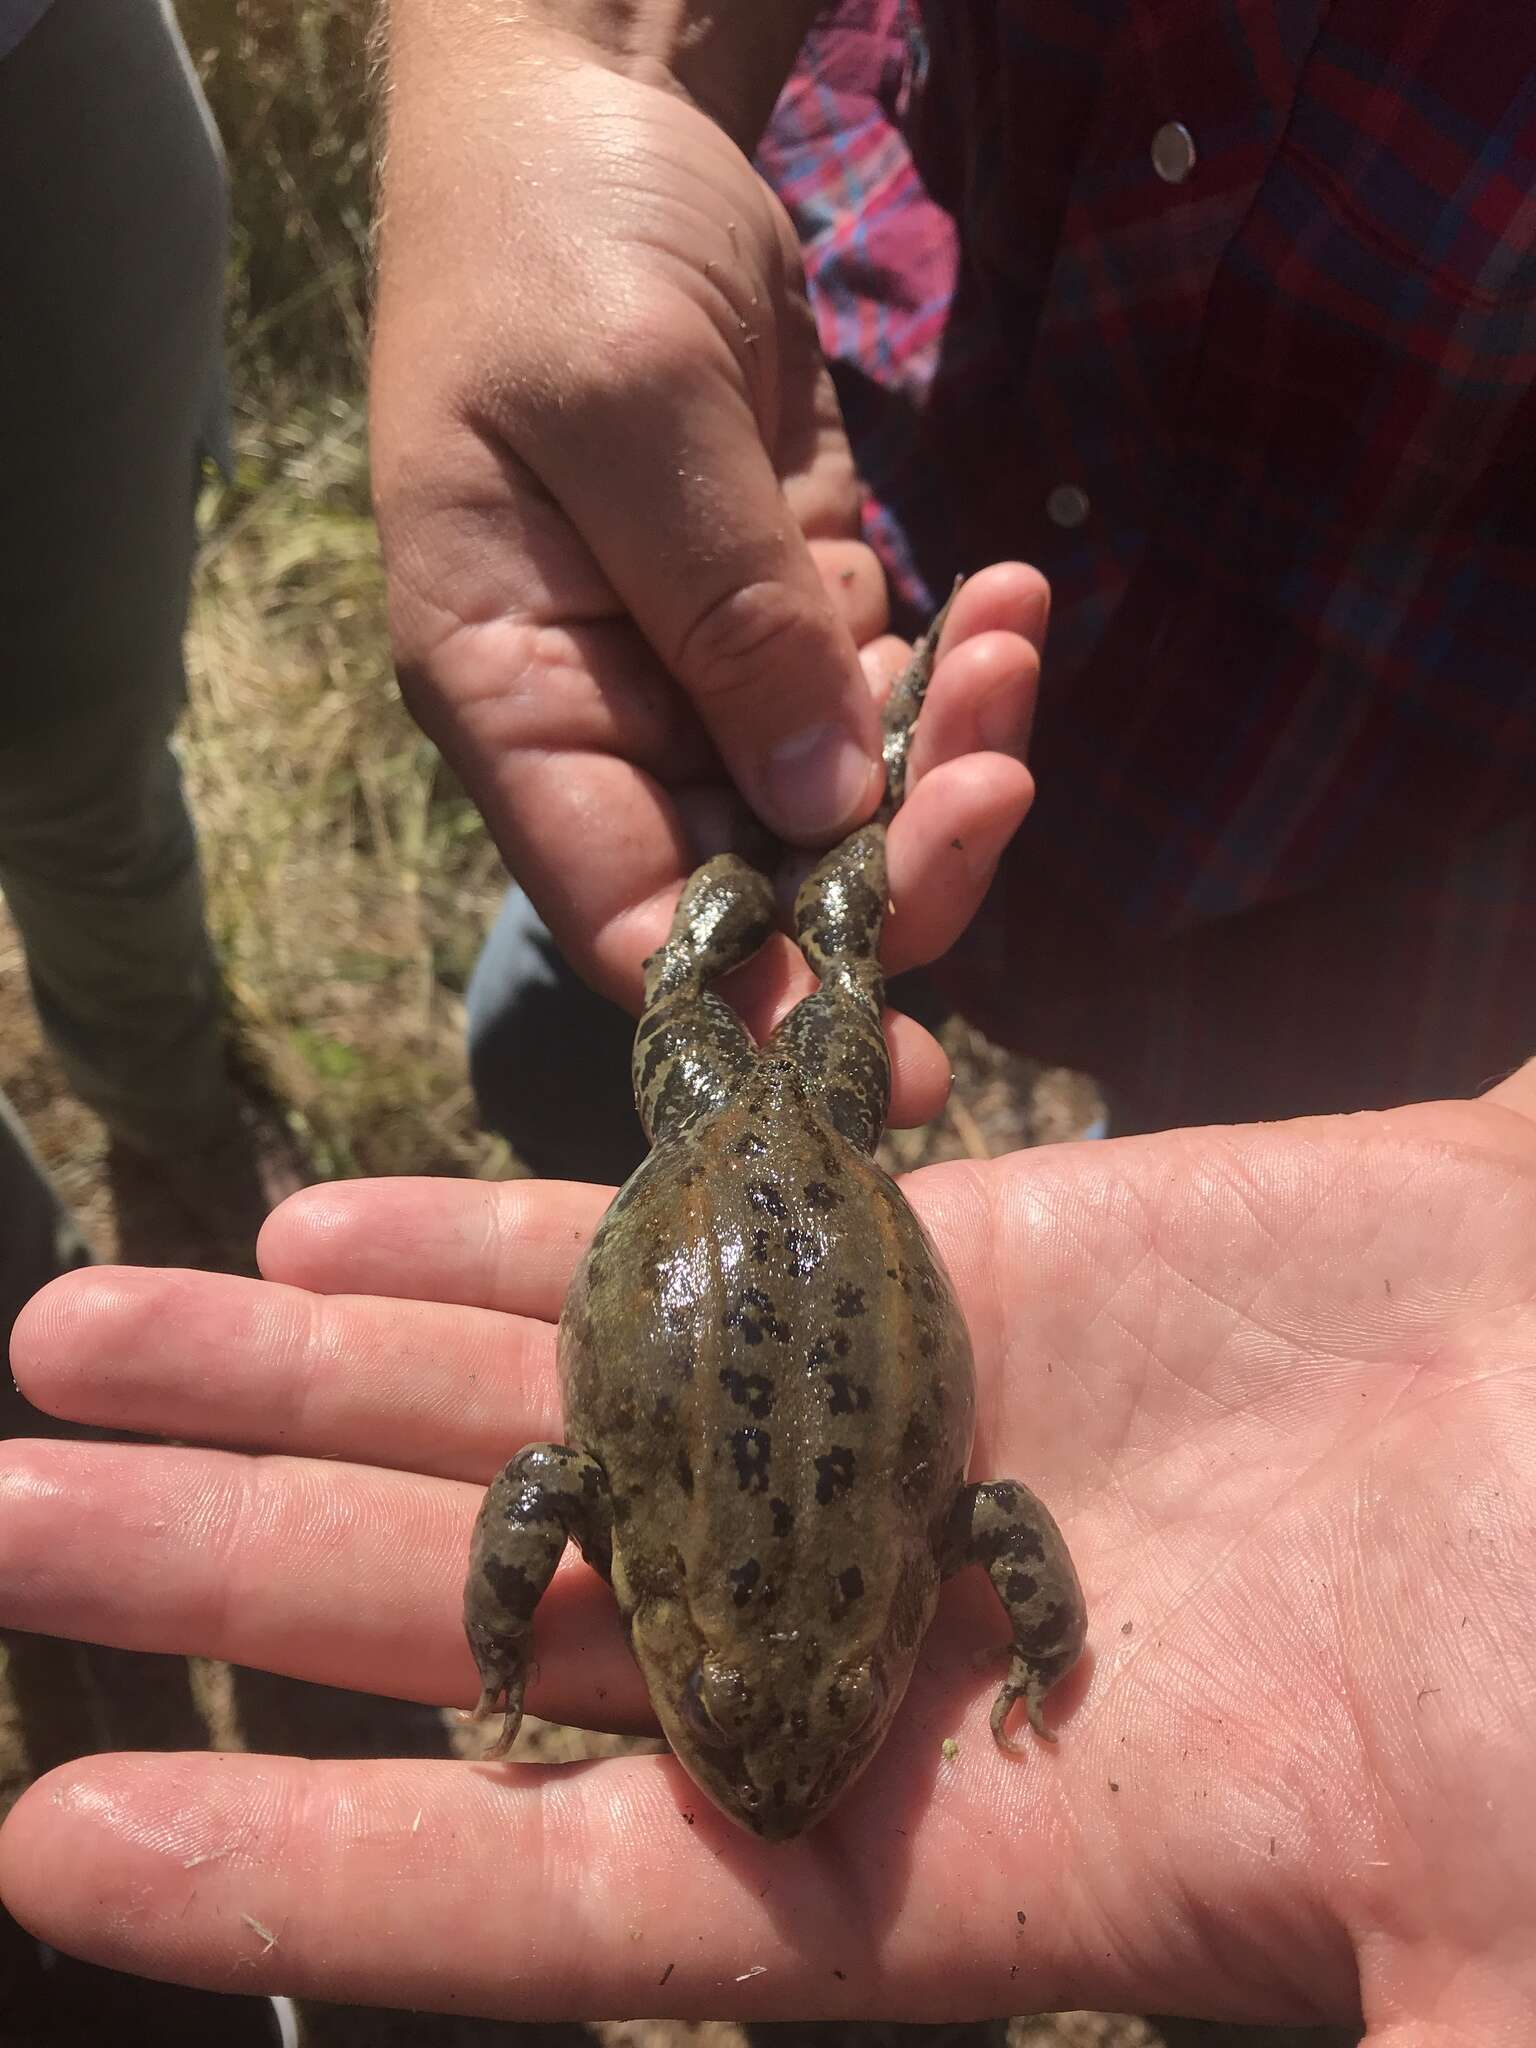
left=3, top=1077, right=1535, bottom=2041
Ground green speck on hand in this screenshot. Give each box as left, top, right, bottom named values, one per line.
left=941, top=1737, right=960, bottom=1762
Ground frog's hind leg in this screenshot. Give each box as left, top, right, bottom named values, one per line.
left=942, top=1478, right=1087, bottom=1752
left=464, top=1443, right=613, bottom=1757
left=878, top=574, right=961, bottom=819
left=635, top=854, right=776, bottom=1144
left=770, top=823, right=891, bottom=1153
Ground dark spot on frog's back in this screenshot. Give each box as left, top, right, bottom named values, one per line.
left=814, top=1446, right=857, bottom=1505
left=828, top=1566, right=869, bottom=1630
left=824, top=1373, right=871, bottom=1415
left=675, top=1448, right=694, bottom=1497
left=804, top=1180, right=840, bottom=1211
left=731, top=1427, right=772, bottom=1493
left=724, top=1287, right=790, bottom=1345
left=747, top=1180, right=788, bottom=1219
left=1007, top=1570, right=1039, bottom=1605
left=719, top=1366, right=774, bottom=1418
left=808, top=1331, right=851, bottom=1370
left=834, top=1283, right=867, bottom=1319
left=728, top=1557, right=761, bottom=1607
left=734, top=1131, right=767, bottom=1158
left=783, top=1227, right=824, bottom=1276
left=769, top=1496, right=794, bottom=1537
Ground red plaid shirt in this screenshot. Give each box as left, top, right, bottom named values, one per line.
left=758, top=0, right=1536, bottom=1094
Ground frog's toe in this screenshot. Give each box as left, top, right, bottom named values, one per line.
left=989, top=1674, right=1058, bottom=1754
left=465, top=1678, right=526, bottom=1759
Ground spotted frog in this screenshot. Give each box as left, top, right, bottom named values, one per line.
left=465, top=593, right=1086, bottom=1838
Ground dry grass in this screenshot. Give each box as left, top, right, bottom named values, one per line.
left=182, top=401, right=512, bottom=1181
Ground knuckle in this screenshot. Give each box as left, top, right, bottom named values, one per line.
left=548, top=280, right=723, bottom=420
left=674, top=579, right=838, bottom=712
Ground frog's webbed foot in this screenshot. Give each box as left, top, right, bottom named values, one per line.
left=463, top=1443, right=612, bottom=1758
left=943, top=1476, right=1087, bottom=1753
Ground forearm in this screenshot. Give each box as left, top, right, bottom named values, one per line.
left=379, top=0, right=820, bottom=151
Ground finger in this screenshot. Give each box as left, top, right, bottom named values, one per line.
left=400, top=608, right=718, bottom=785
left=810, top=537, right=890, bottom=645
left=10, top=1266, right=559, bottom=1481
left=488, top=750, right=698, bottom=1009
left=0, top=1736, right=1095, bottom=2023
left=904, top=630, right=1042, bottom=784
left=937, top=560, right=1051, bottom=657
left=258, top=1178, right=609, bottom=1321
left=0, top=1438, right=649, bottom=1730
left=858, top=632, right=911, bottom=697
left=883, top=753, right=1037, bottom=973
left=528, top=326, right=884, bottom=847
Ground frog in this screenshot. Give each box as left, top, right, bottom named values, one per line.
left=464, top=588, right=1087, bottom=1839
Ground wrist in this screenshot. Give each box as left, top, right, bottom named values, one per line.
left=380, top=0, right=819, bottom=152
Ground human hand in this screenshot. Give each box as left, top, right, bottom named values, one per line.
left=3, top=1061, right=1534, bottom=2034
left=371, top=22, right=1044, bottom=1123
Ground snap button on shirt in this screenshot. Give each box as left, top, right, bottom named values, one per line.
left=1151, top=120, right=1197, bottom=183
left=1045, top=483, right=1092, bottom=528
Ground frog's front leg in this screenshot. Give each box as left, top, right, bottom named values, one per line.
left=943, top=1478, right=1087, bottom=1752
left=463, top=1443, right=613, bottom=1758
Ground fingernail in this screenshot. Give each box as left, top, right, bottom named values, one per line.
left=762, top=722, right=877, bottom=837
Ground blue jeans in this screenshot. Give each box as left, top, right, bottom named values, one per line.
left=467, top=887, right=649, bottom=1187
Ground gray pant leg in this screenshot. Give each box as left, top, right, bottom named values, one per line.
left=0, top=1092, right=91, bottom=1340
left=0, top=0, right=232, bottom=1155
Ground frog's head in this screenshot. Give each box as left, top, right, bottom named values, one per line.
left=639, top=1619, right=907, bottom=1839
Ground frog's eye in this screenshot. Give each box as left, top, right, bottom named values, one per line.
left=681, top=1665, right=734, bottom=1750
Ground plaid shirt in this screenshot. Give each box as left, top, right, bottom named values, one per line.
left=757, top=0, right=1536, bottom=1046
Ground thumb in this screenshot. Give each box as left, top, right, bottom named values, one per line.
left=516, top=309, right=884, bottom=846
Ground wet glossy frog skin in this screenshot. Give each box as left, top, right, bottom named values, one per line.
left=465, top=595, right=1086, bottom=1839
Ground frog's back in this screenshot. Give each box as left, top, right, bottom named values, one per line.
left=558, top=1060, right=975, bottom=1660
